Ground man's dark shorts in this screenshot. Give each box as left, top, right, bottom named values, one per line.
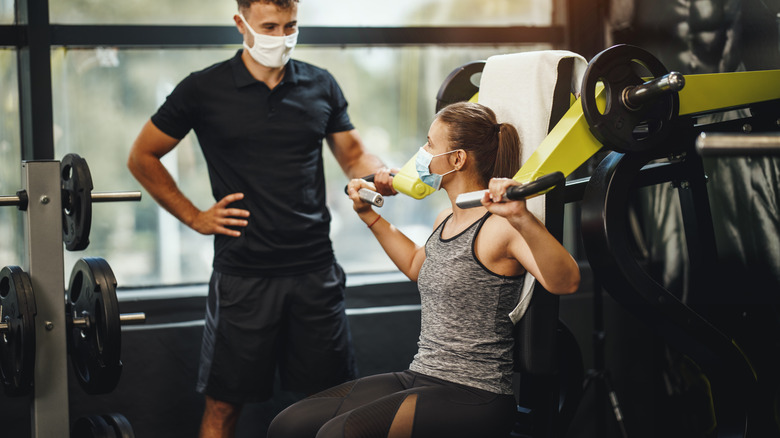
left=196, top=263, right=357, bottom=404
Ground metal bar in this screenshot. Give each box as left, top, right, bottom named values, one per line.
left=675, top=154, right=720, bottom=312
left=16, top=0, right=55, bottom=160
left=696, top=132, right=780, bottom=156
left=22, top=161, right=69, bottom=438
left=564, top=177, right=590, bottom=204
left=564, top=161, right=684, bottom=203
left=119, top=312, right=147, bottom=324
left=48, top=24, right=565, bottom=47
left=6, top=23, right=566, bottom=48
left=0, top=195, right=22, bottom=206
left=0, top=24, right=21, bottom=46
left=91, top=191, right=142, bottom=203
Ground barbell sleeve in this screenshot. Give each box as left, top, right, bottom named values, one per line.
left=623, top=71, right=685, bottom=110
left=119, top=312, right=146, bottom=325
left=0, top=190, right=28, bottom=209
left=72, top=312, right=147, bottom=328
left=90, top=191, right=142, bottom=203
left=0, top=195, right=21, bottom=207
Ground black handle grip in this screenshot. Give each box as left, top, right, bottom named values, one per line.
left=343, top=173, right=396, bottom=194
left=455, top=171, right=565, bottom=209
left=505, top=171, right=565, bottom=200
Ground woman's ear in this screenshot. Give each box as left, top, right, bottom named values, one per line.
left=452, top=149, right=467, bottom=171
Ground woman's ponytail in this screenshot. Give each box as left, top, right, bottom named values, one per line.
left=492, top=123, right=521, bottom=180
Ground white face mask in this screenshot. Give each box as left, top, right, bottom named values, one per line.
left=239, top=14, right=298, bottom=68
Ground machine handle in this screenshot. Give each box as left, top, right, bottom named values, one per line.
left=343, top=173, right=395, bottom=207
left=358, top=188, right=384, bottom=207
left=455, top=171, right=565, bottom=209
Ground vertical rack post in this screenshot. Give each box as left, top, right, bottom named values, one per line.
left=22, top=160, right=69, bottom=436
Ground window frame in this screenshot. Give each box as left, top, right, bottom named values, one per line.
left=1, top=0, right=580, bottom=288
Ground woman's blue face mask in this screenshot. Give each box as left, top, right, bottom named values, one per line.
left=415, top=146, right=459, bottom=190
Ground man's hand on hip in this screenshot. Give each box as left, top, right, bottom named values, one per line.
left=191, top=192, right=250, bottom=237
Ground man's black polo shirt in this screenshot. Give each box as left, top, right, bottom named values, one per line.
left=151, top=51, right=354, bottom=277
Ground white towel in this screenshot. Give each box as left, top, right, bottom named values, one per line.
left=477, top=50, right=586, bottom=324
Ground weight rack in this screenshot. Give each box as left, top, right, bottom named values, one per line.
left=0, top=155, right=144, bottom=437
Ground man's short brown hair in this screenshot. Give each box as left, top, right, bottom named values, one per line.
left=237, top=0, right=298, bottom=12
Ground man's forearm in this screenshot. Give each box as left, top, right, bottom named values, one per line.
left=346, top=152, right=387, bottom=179
left=128, top=155, right=200, bottom=228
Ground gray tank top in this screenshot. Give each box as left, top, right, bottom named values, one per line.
left=410, top=212, right=524, bottom=394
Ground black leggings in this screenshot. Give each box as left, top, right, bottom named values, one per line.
left=267, top=370, right=515, bottom=438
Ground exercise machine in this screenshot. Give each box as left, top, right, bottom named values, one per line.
left=427, top=43, right=780, bottom=437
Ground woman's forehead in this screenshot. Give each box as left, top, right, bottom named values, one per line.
left=428, top=118, right=449, bottom=141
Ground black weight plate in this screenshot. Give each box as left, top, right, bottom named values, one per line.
left=435, top=60, right=485, bottom=113
left=102, top=413, right=136, bottom=438
left=581, top=44, right=679, bottom=153
left=61, top=153, right=94, bottom=251
left=68, top=257, right=123, bottom=394
left=0, top=265, right=36, bottom=397
left=71, top=414, right=118, bottom=438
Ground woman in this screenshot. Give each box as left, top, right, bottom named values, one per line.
left=267, top=102, right=580, bottom=438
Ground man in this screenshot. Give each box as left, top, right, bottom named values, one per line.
left=127, top=1, right=394, bottom=436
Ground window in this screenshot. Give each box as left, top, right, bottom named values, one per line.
left=49, top=0, right=552, bottom=26
left=0, top=49, right=22, bottom=267
left=4, top=0, right=561, bottom=288
left=52, top=43, right=551, bottom=286
left=0, top=0, right=12, bottom=24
